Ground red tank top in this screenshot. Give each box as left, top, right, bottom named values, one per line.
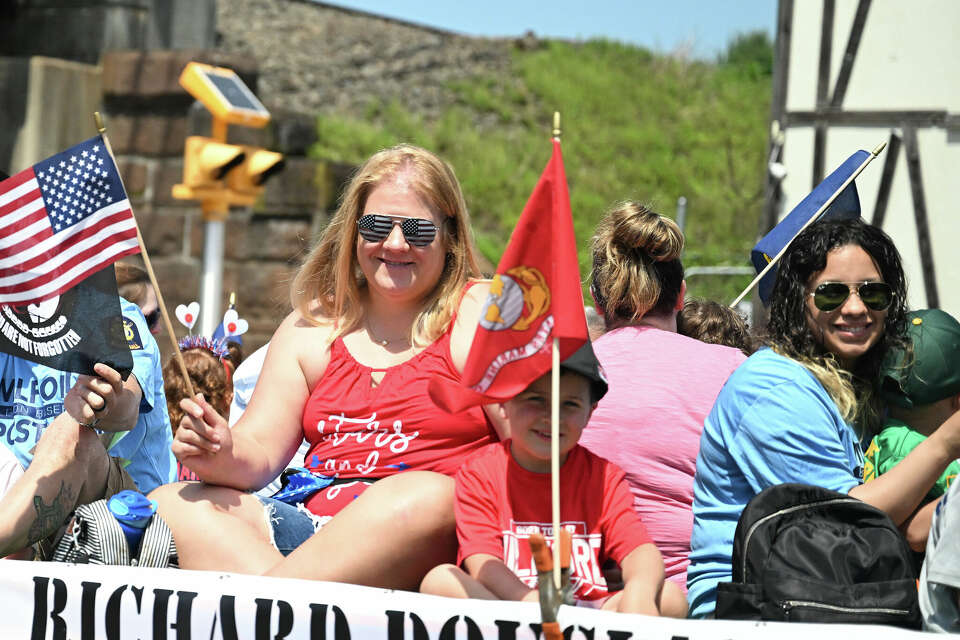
left=300, top=325, right=496, bottom=484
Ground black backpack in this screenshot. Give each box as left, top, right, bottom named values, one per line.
left=715, top=483, right=921, bottom=628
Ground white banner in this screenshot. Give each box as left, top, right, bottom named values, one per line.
left=0, top=561, right=932, bottom=639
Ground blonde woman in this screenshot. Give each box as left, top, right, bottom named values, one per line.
left=151, top=145, right=502, bottom=589
left=580, top=202, right=745, bottom=617
left=687, top=219, right=960, bottom=617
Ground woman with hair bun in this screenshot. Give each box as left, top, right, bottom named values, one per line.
left=580, top=202, right=746, bottom=617
left=687, top=219, right=960, bottom=617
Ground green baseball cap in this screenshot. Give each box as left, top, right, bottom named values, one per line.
left=880, top=309, right=960, bottom=409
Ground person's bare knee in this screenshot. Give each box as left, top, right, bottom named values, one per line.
left=420, top=563, right=498, bottom=600
left=657, top=580, right=688, bottom=618
left=420, top=563, right=462, bottom=595
left=149, top=483, right=278, bottom=572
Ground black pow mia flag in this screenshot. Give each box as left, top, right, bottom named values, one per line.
left=0, top=267, right=132, bottom=377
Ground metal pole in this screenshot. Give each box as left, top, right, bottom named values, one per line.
left=200, top=219, right=225, bottom=336
left=676, top=196, right=688, bottom=233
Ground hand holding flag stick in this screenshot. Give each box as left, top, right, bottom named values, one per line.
left=94, top=112, right=195, bottom=397
left=730, top=141, right=886, bottom=308
left=529, top=530, right=573, bottom=640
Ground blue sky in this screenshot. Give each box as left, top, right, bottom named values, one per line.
left=322, top=0, right=776, bottom=59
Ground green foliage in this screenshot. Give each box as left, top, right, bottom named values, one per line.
left=719, top=30, right=774, bottom=79
left=310, top=37, right=772, bottom=304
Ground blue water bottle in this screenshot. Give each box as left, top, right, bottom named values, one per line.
left=107, top=490, right=157, bottom=555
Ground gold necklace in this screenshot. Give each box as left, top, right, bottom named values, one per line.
left=366, top=322, right=410, bottom=347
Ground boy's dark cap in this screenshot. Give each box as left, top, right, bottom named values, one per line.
left=881, top=309, right=960, bottom=409
left=561, top=341, right=608, bottom=403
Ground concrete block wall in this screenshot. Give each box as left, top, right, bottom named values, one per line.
left=0, top=0, right=215, bottom=64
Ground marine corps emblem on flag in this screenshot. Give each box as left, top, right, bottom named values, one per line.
left=472, top=266, right=554, bottom=394
left=479, top=267, right=550, bottom=333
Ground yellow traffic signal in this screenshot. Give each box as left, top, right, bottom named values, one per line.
left=172, top=61, right=284, bottom=219
left=226, top=146, right=285, bottom=204
left=181, top=136, right=246, bottom=188
left=172, top=136, right=247, bottom=219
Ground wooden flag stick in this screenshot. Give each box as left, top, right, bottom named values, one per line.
left=550, top=337, right=562, bottom=590
left=550, top=110, right=562, bottom=590
left=94, top=112, right=195, bottom=397
left=729, top=141, right=886, bottom=308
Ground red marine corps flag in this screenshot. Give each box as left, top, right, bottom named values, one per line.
left=429, top=138, right=588, bottom=412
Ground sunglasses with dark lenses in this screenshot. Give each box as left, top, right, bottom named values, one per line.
left=810, top=281, right=894, bottom=312
left=356, top=214, right=438, bottom=247
left=143, top=307, right=160, bottom=331
left=144, top=308, right=161, bottom=330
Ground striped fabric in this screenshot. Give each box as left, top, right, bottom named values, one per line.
left=357, top=214, right=437, bottom=247
left=52, top=499, right=177, bottom=568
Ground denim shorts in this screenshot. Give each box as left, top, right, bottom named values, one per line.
left=255, top=495, right=328, bottom=556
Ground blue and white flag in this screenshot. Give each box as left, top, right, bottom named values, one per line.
left=752, top=151, right=866, bottom=305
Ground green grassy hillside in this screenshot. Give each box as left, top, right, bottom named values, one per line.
left=310, top=33, right=772, bottom=304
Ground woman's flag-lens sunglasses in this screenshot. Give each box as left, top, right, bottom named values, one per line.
left=356, top=214, right=438, bottom=247
left=810, top=281, right=894, bottom=312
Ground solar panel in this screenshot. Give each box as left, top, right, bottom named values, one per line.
left=202, top=70, right=268, bottom=115
left=179, top=62, right=271, bottom=128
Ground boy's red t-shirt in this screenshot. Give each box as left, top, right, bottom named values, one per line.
left=455, top=441, right=653, bottom=602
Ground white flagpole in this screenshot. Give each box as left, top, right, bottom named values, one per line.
left=550, top=336, right=561, bottom=589
left=550, top=111, right=563, bottom=590
left=729, top=142, right=886, bottom=308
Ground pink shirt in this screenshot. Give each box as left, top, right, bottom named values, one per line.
left=579, top=325, right=745, bottom=588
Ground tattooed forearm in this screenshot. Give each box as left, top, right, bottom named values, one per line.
left=26, top=480, right=78, bottom=545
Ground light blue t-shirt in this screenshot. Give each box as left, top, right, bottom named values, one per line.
left=686, top=348, right=865, bottom=618
left=0, top=298, right=174, bottom=494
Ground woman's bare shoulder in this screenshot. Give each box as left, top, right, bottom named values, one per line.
left=457, top=279, right=492, bottom=320
left=275, top=304, right=334, bottom=335
left=270, top=306, right=336, bottom=383
left=449, top=279, right=492, bottom=372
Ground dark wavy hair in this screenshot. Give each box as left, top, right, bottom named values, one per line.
left=767, top=219, right=908, bottom=431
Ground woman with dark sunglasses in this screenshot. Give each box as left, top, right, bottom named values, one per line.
left=686, top=219, right=960, bottom=618
left=150, top=144, right=504, bottom=590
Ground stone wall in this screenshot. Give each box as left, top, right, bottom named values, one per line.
left=0, top=0, right=215, bottom=63
left=215, top=0, right=515, bottom=120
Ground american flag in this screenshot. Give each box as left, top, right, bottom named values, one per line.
left=0, top=135, right=140, bottom=305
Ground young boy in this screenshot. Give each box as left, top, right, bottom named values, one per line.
left=421, top=343, right=676, bottom=616
left=864, top=308, right=960, bottom=550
